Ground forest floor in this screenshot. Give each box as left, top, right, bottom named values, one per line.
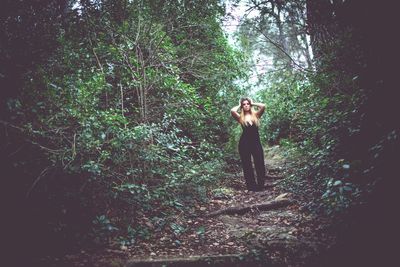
left=35, top=146, right=337, bottom=267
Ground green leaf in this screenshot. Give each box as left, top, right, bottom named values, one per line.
left=196, top=226, right=205, bottom=235
left=333, top=180, right=342, bottom=186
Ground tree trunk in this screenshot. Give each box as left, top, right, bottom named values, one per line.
left=306, top=0, right=336, bottom=62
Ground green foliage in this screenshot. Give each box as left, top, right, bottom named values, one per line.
left=92, top=215, right=119, bottom=244
left=256, top=67, right=369, bottom=215
left=3, top=0, right=245, bottom=247
left=228, top=0, right=397, bottom=219
left=211, top=187, right=234, bottom=199
left=321, top=178, right=360, bottom=214
left=170, top=222, right=186, bottom=237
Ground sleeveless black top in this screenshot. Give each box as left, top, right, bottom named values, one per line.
left=239, top=122, right=261, bottom=146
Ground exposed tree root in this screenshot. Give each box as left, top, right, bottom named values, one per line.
left=126, top=254, right=250, bottom=267
left=206, top=199, right=293, bottom=217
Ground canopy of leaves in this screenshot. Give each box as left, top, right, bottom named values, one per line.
left=2, top=0, right=247, bottom=255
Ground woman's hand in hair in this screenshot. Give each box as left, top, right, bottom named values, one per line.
left=252, top=102, right=266, bottom=117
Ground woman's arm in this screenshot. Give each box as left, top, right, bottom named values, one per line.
left=231, top=104, right=241, bottom=122
left=252, top=102, right=266, bottom=118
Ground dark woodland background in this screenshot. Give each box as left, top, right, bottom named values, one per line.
left=1, top=0, right=398, bottom=266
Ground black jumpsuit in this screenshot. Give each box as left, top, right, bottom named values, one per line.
left=238, top=122, right=266, bottom=191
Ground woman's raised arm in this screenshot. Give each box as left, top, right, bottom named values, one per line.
left=231, top=104, right=241, bottom=122
left=252, top=102, right=265, bottom=118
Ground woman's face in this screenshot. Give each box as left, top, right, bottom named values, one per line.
left=241, top=100, right=251, bottom=112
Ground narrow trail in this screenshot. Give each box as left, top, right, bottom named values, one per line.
left=41, top=146, right=334, bottom=267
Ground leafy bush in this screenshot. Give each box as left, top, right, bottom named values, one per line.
left=3, top=0, right=245, bottom=248
left=256, top=68, right=370, bottom=215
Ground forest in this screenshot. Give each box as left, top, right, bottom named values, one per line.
left=1, top=0, right=398, bottom=266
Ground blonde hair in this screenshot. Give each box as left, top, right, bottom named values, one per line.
left=239, top=98, right=259, bottom=127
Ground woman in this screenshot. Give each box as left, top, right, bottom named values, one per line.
left=231, top=98, right=266, bottom=192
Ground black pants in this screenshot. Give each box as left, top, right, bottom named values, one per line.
left=238, top=141, right=266, bottom=191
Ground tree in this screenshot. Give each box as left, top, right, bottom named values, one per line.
left=1, top=1, right=246, bottom=260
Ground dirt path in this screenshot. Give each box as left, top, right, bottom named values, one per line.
left=36, top=146, right=334, bottom=267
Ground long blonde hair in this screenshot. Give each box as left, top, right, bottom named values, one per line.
left=239, top=97, right=259, bottom=127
